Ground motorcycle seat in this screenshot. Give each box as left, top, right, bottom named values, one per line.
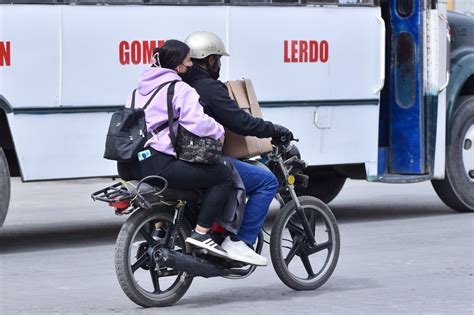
left=123, top=180, right=200, bottom=202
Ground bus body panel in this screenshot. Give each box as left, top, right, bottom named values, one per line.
left=6, top=112, right=115, bottom=181
left=1, top=5, right=383, bottom=106
left=226, top=6, right=384, bottom=101
left=0, top=6, right=61, bottom=108
left=0, top=4, right=384, bottom=181
left=433, top=5, right=449, bottom=179
left=60, top=5, right=228, bottom=107
left=262, top=104, right=380, bottom=178
left=387, top=0, right=425, bottom=175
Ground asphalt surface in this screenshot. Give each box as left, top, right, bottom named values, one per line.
left=0, top=178, right=473, bottom=314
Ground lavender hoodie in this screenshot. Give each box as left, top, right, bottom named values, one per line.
left=126, top=68, right=224, bottom=156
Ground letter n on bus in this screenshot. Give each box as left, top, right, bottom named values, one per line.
left=0, top=41, right=11, bottom=67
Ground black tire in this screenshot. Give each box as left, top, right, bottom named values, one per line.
left=270, top=196, right=340, bottom=291
left=115, top=208, right=193, bottom=307
left=296, top=170, right=346, bottom=204
left=432, top=95, right=474, bottom=212
left=0, top=147, right=10, bottom=227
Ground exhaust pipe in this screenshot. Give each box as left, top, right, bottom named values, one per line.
left=154, top=248, right=247, bottom=278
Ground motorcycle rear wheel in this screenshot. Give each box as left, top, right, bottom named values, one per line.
left=115, top=208, right=193, bottom=307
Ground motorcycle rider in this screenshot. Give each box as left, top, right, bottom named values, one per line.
left=182, top=31, right=294, bottom=266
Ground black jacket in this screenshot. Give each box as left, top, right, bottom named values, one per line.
left=182, top=66, right=276, bottom=138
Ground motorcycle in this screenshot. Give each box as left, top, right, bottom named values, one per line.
left=91, top=140, right=340, bottom=307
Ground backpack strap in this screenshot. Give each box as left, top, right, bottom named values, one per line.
left=150, top=117, right=178, bottom=136
left=142, top=80, right=176, bottom=110
left=130, top=89, right=137, bottom=109
left=142, top=80, right=180, bottom=136
left=166, top=81, right=179, bottom=151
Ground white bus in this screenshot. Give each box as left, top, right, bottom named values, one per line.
left=1, top=0, right=473, bottom=227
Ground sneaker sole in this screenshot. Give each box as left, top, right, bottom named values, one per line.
left=225, top=251, right=267, bottom=266
left=185, top=238, right=229, bottom=259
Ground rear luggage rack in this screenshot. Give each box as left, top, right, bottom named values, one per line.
left=91, top=176, right=170, bottom=213
left=91, top=182, right=134, bottom=203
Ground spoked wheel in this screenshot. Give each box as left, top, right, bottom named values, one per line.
left=270, top=196, right=340, bottom=290
left=115, top=208, right=193, bottom=307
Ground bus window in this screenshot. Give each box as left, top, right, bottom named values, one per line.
left=394, top=32, right=416, bottom=109
left=229, top=0, right=298, bottom=3
left=72, top=0, right=143, bottom=3
left=229, top=0, right=376, bottom=4
left=397, top=0, right=414, bottom=17
left=1, top=0, right=59, bottom=3
left=306, top=0, right=376, bottom=5
left=146, top=0, right=225, bottom=3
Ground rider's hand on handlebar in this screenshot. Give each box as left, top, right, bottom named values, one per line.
left=272, top=124, right=294, bottom=145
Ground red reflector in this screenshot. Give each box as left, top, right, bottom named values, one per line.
left=211, top=222, right=225, bottom=233
left=109, top=200, right=130, bottom=210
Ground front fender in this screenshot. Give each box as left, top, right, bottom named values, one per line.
left=0, top=95, right=13, bottom=114
left=446, top=54, right=474, bottom=143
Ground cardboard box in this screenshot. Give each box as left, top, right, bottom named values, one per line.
left=223, top=79, right=273, bottom=159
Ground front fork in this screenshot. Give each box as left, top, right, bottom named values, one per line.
left=276, top=157, right=317, bottom=246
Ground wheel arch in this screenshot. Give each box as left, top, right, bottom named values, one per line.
left=447, top=55, right=474, bottom=144
left=0, top=95, right=21, bottom=177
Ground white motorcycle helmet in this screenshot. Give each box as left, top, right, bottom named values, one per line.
left=185, top=31, right=229, bottom=59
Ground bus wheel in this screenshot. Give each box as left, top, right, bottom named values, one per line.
left=432, top=96, right=474, bottom=212
left=297, top=169, right=346, bottom=204
left=0, top=147, right=11, bottom=227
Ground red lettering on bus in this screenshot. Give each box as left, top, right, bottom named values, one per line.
left=142, top=40, right=165, bottom=64
left=291, top=40, right=298, bottom=63
left=119, top=40, right=165, bottom=65
left=0, top=41, right=11, bottom=67
left=283, top=40, right=290, bottom=63
left=283, top=40, right=329, bottom=63
left=299, top=40, right=308, bottom=63
left=131, top=41, right=141, bottom=65
left=119, top=41, right=130, bottom=65
left=320, top=40, right=329, bottom=63
left=309, top=40, right=318, bottom=62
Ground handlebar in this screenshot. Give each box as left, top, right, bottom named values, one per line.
left=277, top=137, right=298, bottom=148
left=271, top=138, right=299, bottom=158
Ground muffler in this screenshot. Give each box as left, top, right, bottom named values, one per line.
left=154, top=248, right=246, bottom=278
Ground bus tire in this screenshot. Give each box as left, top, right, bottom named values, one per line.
left=297, top=170, right=346, bottom=204
left=432, top=96, right=474, bottom=212
left=0, top=147, right=11, bottom=227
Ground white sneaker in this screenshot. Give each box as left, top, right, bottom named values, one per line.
left=221, top=236, right=267, bottom=266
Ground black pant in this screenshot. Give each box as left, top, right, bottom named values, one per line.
left=137, top=149, right=233, bottom=228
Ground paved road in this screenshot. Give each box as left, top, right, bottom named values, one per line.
left=0, top=178, right=473, bottom=314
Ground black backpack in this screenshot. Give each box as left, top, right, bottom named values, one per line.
left=103, top=80, right=178, bottom=162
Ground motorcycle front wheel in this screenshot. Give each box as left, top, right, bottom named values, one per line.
left=270, top=196, right=340, bottom=290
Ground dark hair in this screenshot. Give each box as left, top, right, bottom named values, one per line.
left=152, top=40, right=190, bottom=70
left=190, top=56, right=209, bottom=67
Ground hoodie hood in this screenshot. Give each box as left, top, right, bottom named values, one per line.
left=137, top=67, right=181, bottom=96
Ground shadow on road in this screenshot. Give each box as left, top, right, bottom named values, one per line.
left=177, top=276, right=381, bottom=309
left=265, top=201, right=459, bottom=225
left=330, top=203, right=459, bottom=223
left=0, top=222, right=122, bottom=254
left=1, top=203, right=466, bottom=254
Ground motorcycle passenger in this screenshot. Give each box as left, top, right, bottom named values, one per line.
left=182, top=32, right=294, bottom=266
left=119, top=40, right=232, bottom=258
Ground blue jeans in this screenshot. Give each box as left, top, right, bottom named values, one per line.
left=230, top=158, right=279, bottom=245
